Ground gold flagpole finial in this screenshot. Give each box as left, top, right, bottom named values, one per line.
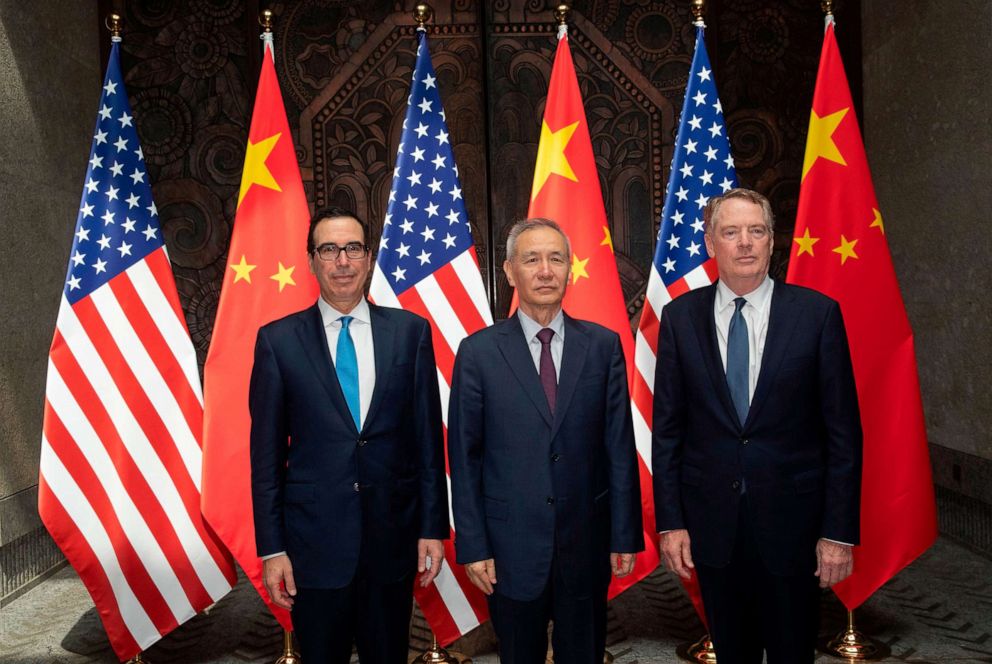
left=414, top=4, right=433, bottom=29
left=691, top=0, right=705, bottom=22
left=554, top=4, right=571, bottom=26
left=105, top=13, right=123, bottom=38
left=821, top=0, right=835, bottom=16
left=259, top=9, right=274, bottom=33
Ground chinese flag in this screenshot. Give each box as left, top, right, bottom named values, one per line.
left=786, top=19, right=936, bottom=609
left=201, top=40, right=317, bottom=629
left=524, top=33, right=661, bottom=597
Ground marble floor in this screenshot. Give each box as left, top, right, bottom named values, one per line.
left=1, top=537, right=990, bottom=663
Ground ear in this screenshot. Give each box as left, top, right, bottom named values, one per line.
left=704, top=232, right=716, bottom=259
left=503, top=259, right=515, bottom=288
left=308, top=253, right=317, bottom=275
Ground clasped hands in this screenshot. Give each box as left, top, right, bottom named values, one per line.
left=262, top=538, right=445, bottom=609
left=464, top=553, right=637, bottom=596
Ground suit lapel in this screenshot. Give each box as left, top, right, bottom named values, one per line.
left=691, top=284, right=741, bottom=428
left=363, top=303, right=395, bottom=431
left=496, top=316, right=554, bottom=427
left=746, top=281, right=801, bottom=428
left=296, top=303, right=358, bottom=433
left=550, top=314, right=589, bottom=439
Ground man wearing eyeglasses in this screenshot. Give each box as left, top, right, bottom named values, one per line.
left=249, top=207, right=448, bottom=663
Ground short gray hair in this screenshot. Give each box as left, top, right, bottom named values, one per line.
left=505, top=217, right=572, bottom=261
left=703, top=188, right=775, bottom=234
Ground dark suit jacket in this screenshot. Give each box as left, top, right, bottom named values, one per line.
left=448, top=313, right=644, bottom=601
left=652, top=281, right=862, bottom=575
left=250, top=301, right=448, bottom=589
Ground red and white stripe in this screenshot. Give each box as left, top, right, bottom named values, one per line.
left=370, top=248, right=492, bottom=643
left=39, top=248, right=236, bottom=659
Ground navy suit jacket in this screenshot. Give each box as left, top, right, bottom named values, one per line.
left=652, top=281, right=862, bottom=575
left=249, top=301, right=448, bottom=589
left=448, top=313, right=644, bottom=601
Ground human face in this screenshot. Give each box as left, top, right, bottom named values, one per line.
left=704, top=197, right=773, bottom=295
left=308, top=216, right=371, bottom=313
left=504, top=226, right=570, bottom=323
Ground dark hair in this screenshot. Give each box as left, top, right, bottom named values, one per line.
left=307, top=207, right=369, bottom=254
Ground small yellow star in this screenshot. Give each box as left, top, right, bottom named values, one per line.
left=870, top=208, right=884, bottom=234
left=832, top=235, right=859, bottom=265
left=531, top=120, right=580, bottom=200
left=270, top=262, right=296, bottom=291
left=570, top=254, right=589, bottom=284
left=802, top=107, right=848, bottom=180
left=600, top=226, right=613, bottom=252
left=238, top=133, right=283, bottom=208
left=230, top=254, right=257, bottom=283
left=793, top=228, right=820, bottom=257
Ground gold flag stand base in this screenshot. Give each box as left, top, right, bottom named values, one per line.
left=411, top=636, right=471, bottom=663
left=127, top=653, right=149, bottom=664
left=818, top=610, right=890, bottom=660
left=275, top=630, right=301, bottom=664
left=676, top=634, right=718, bottom=662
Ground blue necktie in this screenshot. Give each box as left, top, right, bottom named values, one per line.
left=727, top=297, right=749, bottom=427
left=336, top=316, right=360, bottom=430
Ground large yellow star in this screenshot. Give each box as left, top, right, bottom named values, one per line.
left=570, top=254, right=589, bottom=284
left=832, top=235, right=859, bottom=265
left=270, top=261, right=296, bottom=291
left=801, top=108, right=848, bottom=181
left=600, top=226, right=613, bottom=252
left=870, top=208, right=884, bottom=234
left=793, top=228, right=820, bottom=257
left=531, top=120, right=580, bottom=200
left=238, top=133, right=283, bottom=208
left=230, top=254, right=257, bottom=283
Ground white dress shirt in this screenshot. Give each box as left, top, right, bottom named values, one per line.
left=714, top=276, right=773, bottom=405
left=317, top=297, right=376, bottom=428
left=517, top=308, right=565, bottom=380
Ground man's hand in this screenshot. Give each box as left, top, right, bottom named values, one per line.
left=815, top=539, right=853, bottom=588
left=660, top=529, right=694, bottom=580
left=611, top=552, right=636, bottom=577
left=465, top=558, right=497, bottom=595
left=418, top=538, right=444, bottom=587
left=263, top=554, right=296, bottom=610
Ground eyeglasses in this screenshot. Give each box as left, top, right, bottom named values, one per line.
left=313, top=242, right=368, bottom=261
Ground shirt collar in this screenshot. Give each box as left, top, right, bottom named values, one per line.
left=517, top=308, right=565, bottom=344
left=317, top=296, right=371, bottom=327
left=715, top=275, right=774, bottom=314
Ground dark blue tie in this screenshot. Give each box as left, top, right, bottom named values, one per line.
left=727, top=297, right=749, bottom=426
left=336, top=316, right=360, bottom=430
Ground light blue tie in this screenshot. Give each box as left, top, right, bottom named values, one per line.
left=336, top=316, right=360, bottom=430
left=727, top=297, right=749, bottom=427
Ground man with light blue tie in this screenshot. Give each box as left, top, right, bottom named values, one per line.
left=652, top=189, right=863, bottom=663
left=249, top=207, right=448, bottom=663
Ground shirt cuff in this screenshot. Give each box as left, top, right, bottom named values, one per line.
left=261, top=551, right=287, bottom=560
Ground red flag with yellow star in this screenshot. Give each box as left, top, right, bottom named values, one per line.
left=201, top=37, right=316, bottom=629
left=786, top=18, right=936, bottom=610
left=523, top=32, right=661, bottom=597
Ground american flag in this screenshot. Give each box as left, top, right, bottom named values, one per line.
left=369, top=30, right=493, bottom=644
left=632, top=23, right=736, bottom=525
left=38, top=40, right=235, bottom=660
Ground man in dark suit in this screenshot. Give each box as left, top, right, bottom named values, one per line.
left=250, top=207, right=448, bottom=663
left=448, top=217, right=644, bottom=664
left=652, top=188, right=863, bottom=663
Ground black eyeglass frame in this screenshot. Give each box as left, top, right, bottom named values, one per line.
left=312, top=242, right=369, bottom=261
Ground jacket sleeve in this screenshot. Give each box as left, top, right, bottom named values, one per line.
left=413, top=317, right=450, bottom=540
left=817, top=301, right=863, bottom=544
left=651, top=307, right=688, bottom=532
left=604, top=332, right=645, bottom=553
left=447, top=338, right=492, bottom=563
left=249, top=327, right=289, bottom=557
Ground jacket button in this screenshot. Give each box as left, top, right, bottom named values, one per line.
left=353, top=482, right=361, bottom=492
left=547, top=496, right=555, bottom=505
left=731, top=480, right=741, bottom=491
left=358, top=439, right=367, bottom=447
left=741, top=438, right=749, bottom=445
left=551, top=453, right=560, bottom=462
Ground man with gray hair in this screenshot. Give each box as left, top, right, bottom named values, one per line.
left=652, top=188, right=862, bottom=662
left=448, top=217, right=643, bottom=663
